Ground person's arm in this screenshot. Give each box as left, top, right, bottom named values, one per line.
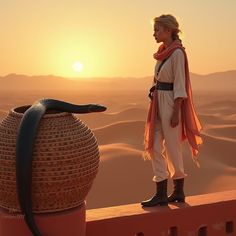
left=171, top=49, right=188, bottom=127
left=172, top=49, right=188, bottom=100
left=173, top=97, right=184, bottom=115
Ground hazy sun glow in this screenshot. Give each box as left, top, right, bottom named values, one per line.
left=1, top=1, right=236, bottom=77
left=72, top=61, right=84, bottom=72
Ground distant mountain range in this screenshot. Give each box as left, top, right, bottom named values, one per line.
left=0, top=70, right=236, bottom=91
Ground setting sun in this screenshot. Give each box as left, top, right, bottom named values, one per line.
left=72, top=61, right=84, bottom=72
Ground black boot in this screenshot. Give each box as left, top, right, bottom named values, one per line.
left=168, top=178, right=185, bottom=202
left=141, top=179, right=168, bottom=207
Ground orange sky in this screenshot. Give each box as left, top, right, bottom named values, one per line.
left=0, top=0, right=235, bottom=78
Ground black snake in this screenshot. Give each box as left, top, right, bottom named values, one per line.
left=16, top=98, right=107, bottom=236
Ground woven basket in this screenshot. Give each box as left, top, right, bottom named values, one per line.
left=0, top=105, right=100, bottom=213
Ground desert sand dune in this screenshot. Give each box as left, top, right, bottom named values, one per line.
left=86, top=143, right=156, bottom=209
left=86, top=140, right=236, bottom=209
left=199, top=114, right=236, bottom=126
left=206, top=174, right=236, bottom=192
left=203, top=125, right=236, bottom=140
left=93, top=120, right=145, bottom=149
left=199, top=100, right=236, bottom=116
left=198, top=133, right=236, bottom=167
left=77, top=107, right=147, bottom=129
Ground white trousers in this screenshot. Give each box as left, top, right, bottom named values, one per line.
left=151, top=94, right=188, bottom=183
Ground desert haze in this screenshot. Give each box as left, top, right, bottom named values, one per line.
left=0, top=72, right=236, bottom=210
left=1, top=70, right=236, bottom=91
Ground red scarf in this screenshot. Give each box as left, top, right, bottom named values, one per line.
left=142, top=39, right=203, bottom=167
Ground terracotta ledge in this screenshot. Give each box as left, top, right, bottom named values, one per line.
left=86, top=190, right=236, bottom=236
left=0, top=203, right=86, bottom=236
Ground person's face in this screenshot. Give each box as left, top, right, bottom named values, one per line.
left=153, top=23, right=172, bottom=43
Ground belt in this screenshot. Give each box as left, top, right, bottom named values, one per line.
left=156, top=81, right=173, bottom=90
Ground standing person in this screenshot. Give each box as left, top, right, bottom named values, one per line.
left=141, top=14, right=203, bottom=207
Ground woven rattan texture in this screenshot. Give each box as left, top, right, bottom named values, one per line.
left=0, top=107, right=100, bottom=213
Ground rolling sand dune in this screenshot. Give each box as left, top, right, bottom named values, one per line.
left=86, top=143, right=155, bottom=209
left=93, top=120, right=145, bottom=149
left=0, top=89, right=235, bottom=210
left=200, top=100, right=236, bottom=116
left=77, top=107, right=147, bottom=129
left=206, top=174, right=236, bottom=192
left=86, top=139, right=236, bottom=209
left=199, top=114, right=236, bottom=126
left=203, top=125, right=236, bottom=140
left=199, top=133, right=236, bottom=167
left=107, top=107, right=147, bottom=119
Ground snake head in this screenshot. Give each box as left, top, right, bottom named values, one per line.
left=89, top=104, right=107, bottom=112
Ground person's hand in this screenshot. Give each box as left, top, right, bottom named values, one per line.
left=148, top=92, right=153, bottom=100
left=170, top=111, right=179, bottom=127
left=148, top=85, right=156, bottom=100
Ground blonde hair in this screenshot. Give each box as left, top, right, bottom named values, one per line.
left=153, top=14, right=182, bottom=43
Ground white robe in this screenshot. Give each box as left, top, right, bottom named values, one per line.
left=151, top=48, right=188, bottom=182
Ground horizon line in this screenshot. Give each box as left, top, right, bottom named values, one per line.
left=1, top=69, right=236, bottom=80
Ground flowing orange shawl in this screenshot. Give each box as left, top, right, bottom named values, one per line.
left=142, top=39, right=203, bottom=167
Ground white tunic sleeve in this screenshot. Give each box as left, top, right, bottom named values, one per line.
left=172, top=49, right=188, bottom=100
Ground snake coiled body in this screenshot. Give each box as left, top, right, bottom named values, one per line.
left=16, top=98, right=107, bottom=236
